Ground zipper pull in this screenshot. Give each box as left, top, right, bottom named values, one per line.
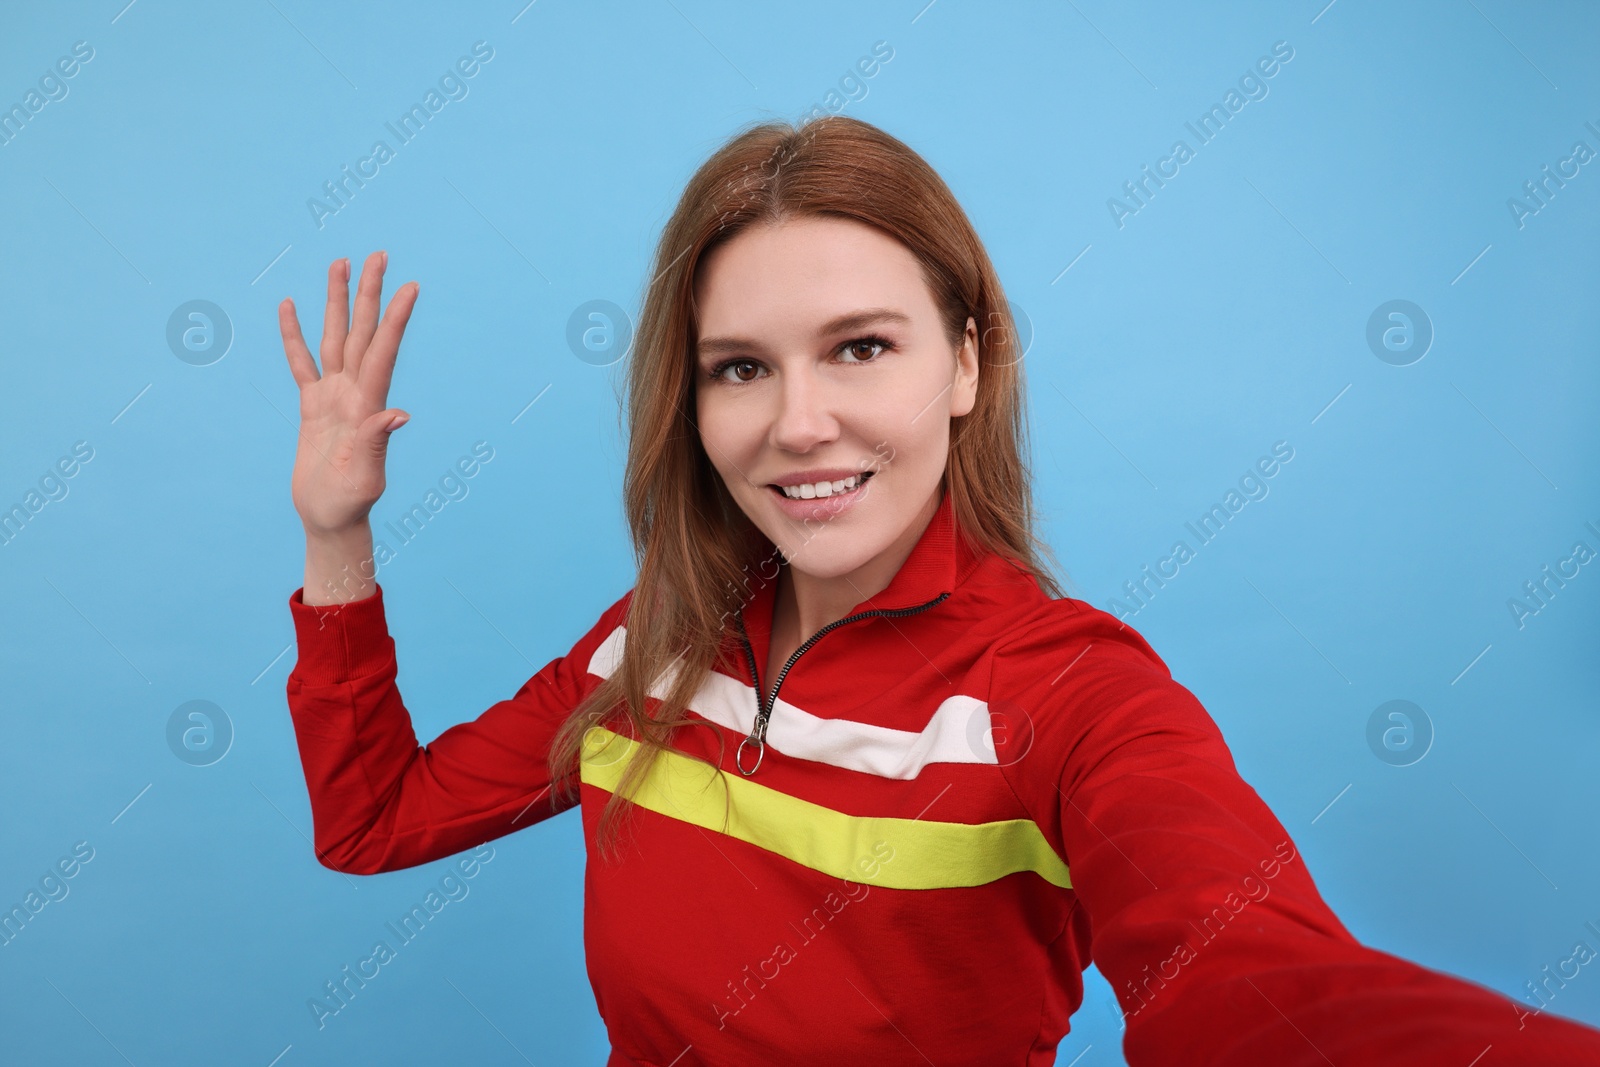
left=738, top=695, right=772, bottom=776
left=738, top=697, right=771, bottom=775
left=737, top=734, right=764, bottom=775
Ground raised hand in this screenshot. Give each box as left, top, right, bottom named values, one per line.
left=279, top=251, right=419, bottom=536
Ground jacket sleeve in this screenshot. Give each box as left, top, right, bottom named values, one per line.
left=993, top=599, right=1600, bottom=1066
left=283, top=582, right=631, bottom=875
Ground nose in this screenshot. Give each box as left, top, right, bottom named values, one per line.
left=768, top=363, right=839, bottom=454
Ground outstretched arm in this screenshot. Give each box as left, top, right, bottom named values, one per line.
left=993, top=601, right=1600, bottom=1065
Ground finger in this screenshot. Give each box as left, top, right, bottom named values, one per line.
left=344, top=249, right=387, bottom=377
left=320, top=257, right=350, bottom=375
left=359, top=280, right=419, bottom=403
left=358, top=407, right=410, bottom=462
left=279, top=298, right=320, bottom=387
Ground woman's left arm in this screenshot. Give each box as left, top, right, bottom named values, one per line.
left=991, top=601, right=1600, bottom=1066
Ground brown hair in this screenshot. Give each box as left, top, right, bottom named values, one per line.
left=546, top=113, right=1067, bottom=862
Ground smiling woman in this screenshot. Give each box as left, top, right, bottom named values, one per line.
left=692, top=215, right=984, bottom=673
left=278, top=115, right=1600, bottom=1066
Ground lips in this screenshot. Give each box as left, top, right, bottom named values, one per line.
left=766, top=469, right=875, bottom=499
left=765, top=469, right=876, bottom=522
left=767, top=466, right=876, bottom=489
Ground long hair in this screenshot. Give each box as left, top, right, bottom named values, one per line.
left=547, top=113, right=1067, bottom=862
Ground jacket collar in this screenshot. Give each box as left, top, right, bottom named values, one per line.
left=735, top=485, right=971, bottom=656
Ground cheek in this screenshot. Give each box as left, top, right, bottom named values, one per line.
left=886, top=404, right=947, bottom=463
left=696, top=398, right=757, bottom=473
left=878, top=364, right=953, bottom=449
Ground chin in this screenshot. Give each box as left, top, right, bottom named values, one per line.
left=731, top=477, right=896, bottom=574
left=778, top=542, right=877, bottom=580
left=768, top=519, right=884, bottom=578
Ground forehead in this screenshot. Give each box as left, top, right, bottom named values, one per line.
left=693, top=217, right=933, bottom=338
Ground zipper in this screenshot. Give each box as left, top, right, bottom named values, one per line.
left=731, top=590, right=951, bottom=775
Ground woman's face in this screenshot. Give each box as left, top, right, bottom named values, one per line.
left=692, top=215, right=979, bottom=580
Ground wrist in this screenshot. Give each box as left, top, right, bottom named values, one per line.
left=302, top=517, right=373, bottom=543
left=302, top=521, right=379, bottom=607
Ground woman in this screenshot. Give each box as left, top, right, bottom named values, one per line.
left=278, top=116, right=1600, bottom=1065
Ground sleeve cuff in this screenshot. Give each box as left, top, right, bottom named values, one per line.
left=288, top=583, right=396, bottom=684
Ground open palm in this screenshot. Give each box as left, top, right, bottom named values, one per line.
left=279, top=251, right=419, bottom=535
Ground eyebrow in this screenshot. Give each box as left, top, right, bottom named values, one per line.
left=695, top=308, right=913, bottom=361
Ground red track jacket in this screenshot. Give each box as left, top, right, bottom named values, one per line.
left=285, top=488, right=1600, bottom=1065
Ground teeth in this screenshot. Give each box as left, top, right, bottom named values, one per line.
left=779, top=473, right=868, bottom=499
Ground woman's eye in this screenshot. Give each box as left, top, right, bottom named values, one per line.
left=839, top=336, right=892, bottom=363
left=710, top=359, right=762, bottom=383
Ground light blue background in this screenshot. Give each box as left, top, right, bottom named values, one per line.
left=2, top=1, right=1597, bottom=1063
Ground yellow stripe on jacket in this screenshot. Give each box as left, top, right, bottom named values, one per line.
left=579, top=726, right=1073, bottom=891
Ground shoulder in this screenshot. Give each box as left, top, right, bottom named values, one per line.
left=556, top=586, right=637, bottom=667
left=987, top=594, right=1176, bottom=688
left=958, top=557, right=1183, bottom=710
left=605, top=587, right=637, bottom=626
left=984, top=595, right=1238, bottom=786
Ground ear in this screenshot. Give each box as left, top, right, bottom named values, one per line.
left=950, top=315, right=980, bottom=418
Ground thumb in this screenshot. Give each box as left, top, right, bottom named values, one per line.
left=361, top=409, right=409, bottom=457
